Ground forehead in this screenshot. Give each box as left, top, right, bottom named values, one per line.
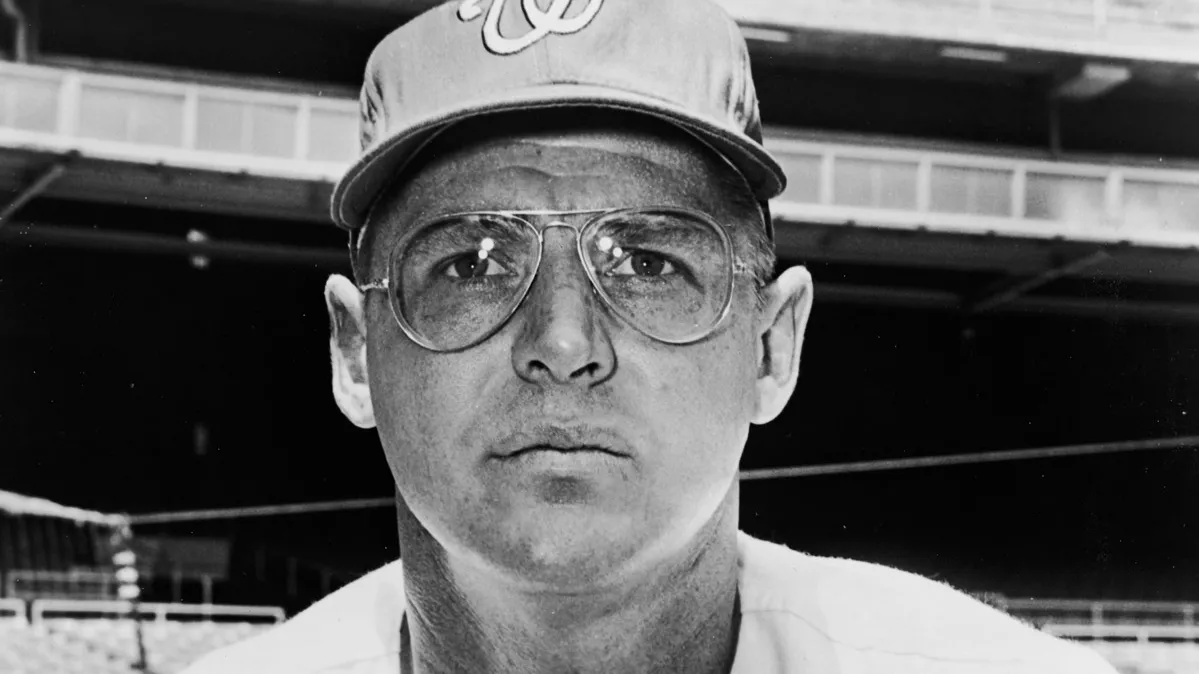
left=370, top=113, right=747, bottom=229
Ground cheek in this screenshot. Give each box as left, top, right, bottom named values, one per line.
left=367, top=339, right=429, bottom=484
left=643, top=326, right=757, bottom=472
left=657, top=320, right=756, bottom=411
left=629, top=334, right=752, bottom=541
left=366, top=323, right=478, bottom=491
left=367, top=335, right=511, bottom=553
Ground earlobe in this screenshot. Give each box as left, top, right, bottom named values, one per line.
left=752, top=266, right=814, bottom=425
left=324, top=275, right=376, bottom=429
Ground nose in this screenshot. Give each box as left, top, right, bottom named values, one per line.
left=511, top=227, right=615, bottom=386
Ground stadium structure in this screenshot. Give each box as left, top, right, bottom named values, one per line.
left=1, top=0, right=1199, bottom=671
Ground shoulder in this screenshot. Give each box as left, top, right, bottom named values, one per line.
left=735, top=532, right=1116, bottom=674
left=179, top=560, right=406, bottom=674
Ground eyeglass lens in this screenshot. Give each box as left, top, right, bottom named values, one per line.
left=391, top=209, right=733, bottom=350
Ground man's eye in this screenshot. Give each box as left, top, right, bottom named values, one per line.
left=444, top=253, right=509, bottom=278
left=609, top=251, right=676, bottom=277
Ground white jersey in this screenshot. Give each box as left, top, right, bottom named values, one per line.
left=183, top=532, right=1116, bottom=674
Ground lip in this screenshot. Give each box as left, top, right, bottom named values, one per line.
left=507, top=445, right=621, bottom=458
left=490, top=424, right=635, bottom=460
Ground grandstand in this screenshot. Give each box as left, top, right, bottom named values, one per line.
left=0, top=598, right=281, bottom=674
left=0, top=491, right=283, bottom=673
left=2, top=0, right=1199, bottom=671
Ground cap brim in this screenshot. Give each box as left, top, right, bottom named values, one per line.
left=330, top=83, right=786, bottom=230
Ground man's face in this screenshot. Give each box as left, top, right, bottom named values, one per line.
left=337, top=118, right=800, bottom=587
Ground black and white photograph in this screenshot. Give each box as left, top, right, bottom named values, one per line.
left=2, top=0, right=1199, bottom=672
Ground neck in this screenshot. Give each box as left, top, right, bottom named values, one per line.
left=396, top=489, right=742, bottom=674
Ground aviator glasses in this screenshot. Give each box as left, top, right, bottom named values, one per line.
left=358, top=207, right=751, bottom=352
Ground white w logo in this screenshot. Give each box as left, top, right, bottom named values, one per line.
left=457, top=0, right=605, bottom=55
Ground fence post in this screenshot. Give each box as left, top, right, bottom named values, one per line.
left=819, top=151, right=834, bottom=206
left=56, top=72, right=81, bottom=138
left=295, top=98, right=311, bottom=161
left=182, top=87, right=199, bottom=150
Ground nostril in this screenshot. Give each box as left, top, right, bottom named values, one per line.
left=517, top=340, right=609, bottom=385
left=570, top=361, right=601, bottom=380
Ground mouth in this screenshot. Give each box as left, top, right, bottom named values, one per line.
left=490, top=425, right=634, bottom=460
left=507, top=445, right=624, bottom=458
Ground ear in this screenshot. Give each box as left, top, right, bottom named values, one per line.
left=325, top=275, right=376, bottom=429
left=752, top=266, right=814, bottom=425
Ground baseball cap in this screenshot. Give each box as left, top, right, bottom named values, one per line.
left=331, top=0, right=786, bottom=241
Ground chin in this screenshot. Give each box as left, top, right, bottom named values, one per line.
left=482, top=509, right=658, bottom=590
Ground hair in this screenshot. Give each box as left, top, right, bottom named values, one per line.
left=353, top=191, right=388, bottom=285
left=715, top=171, right=777, bottom=309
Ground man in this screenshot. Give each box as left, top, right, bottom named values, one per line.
left=186, top=0, right=1116, bottom=672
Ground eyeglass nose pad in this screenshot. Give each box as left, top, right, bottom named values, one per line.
left=537, top=220, right=587, bottom=272
left=532, top=220, right=601, bottom=299
left=540, top=221, right=576, bottom=233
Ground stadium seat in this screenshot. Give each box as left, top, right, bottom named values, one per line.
left=1074, top=640, right=1199, bottom=674
left=0, top=616, right=276, bottom=674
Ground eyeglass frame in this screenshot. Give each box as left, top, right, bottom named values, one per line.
left=357, top=206, right=755, bottom=352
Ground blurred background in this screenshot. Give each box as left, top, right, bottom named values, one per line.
left=2, top=0, right=1199, bottom=671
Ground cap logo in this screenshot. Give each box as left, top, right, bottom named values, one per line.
left=457, top=0, right=604, bottom=55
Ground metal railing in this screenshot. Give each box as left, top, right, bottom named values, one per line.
left=767, top=135, right=1199, bottom=249
left=30, top=599, right=285, bottom=624
left=720, top=0, right=1199, bottom=64
left=0, top=597, right=26, bottom=621
left=5, top=569, right=117, bottom=600
left=1046, top=623, right=1199, bottom=642
left=4, top=60, right=1199, bottom=250
left=0, top=61, right=356, bottom=182
left=1001, top=598, right=1199, bottom=627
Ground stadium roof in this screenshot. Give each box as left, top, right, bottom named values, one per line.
left=186, top=0, right=1199, bottom=65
